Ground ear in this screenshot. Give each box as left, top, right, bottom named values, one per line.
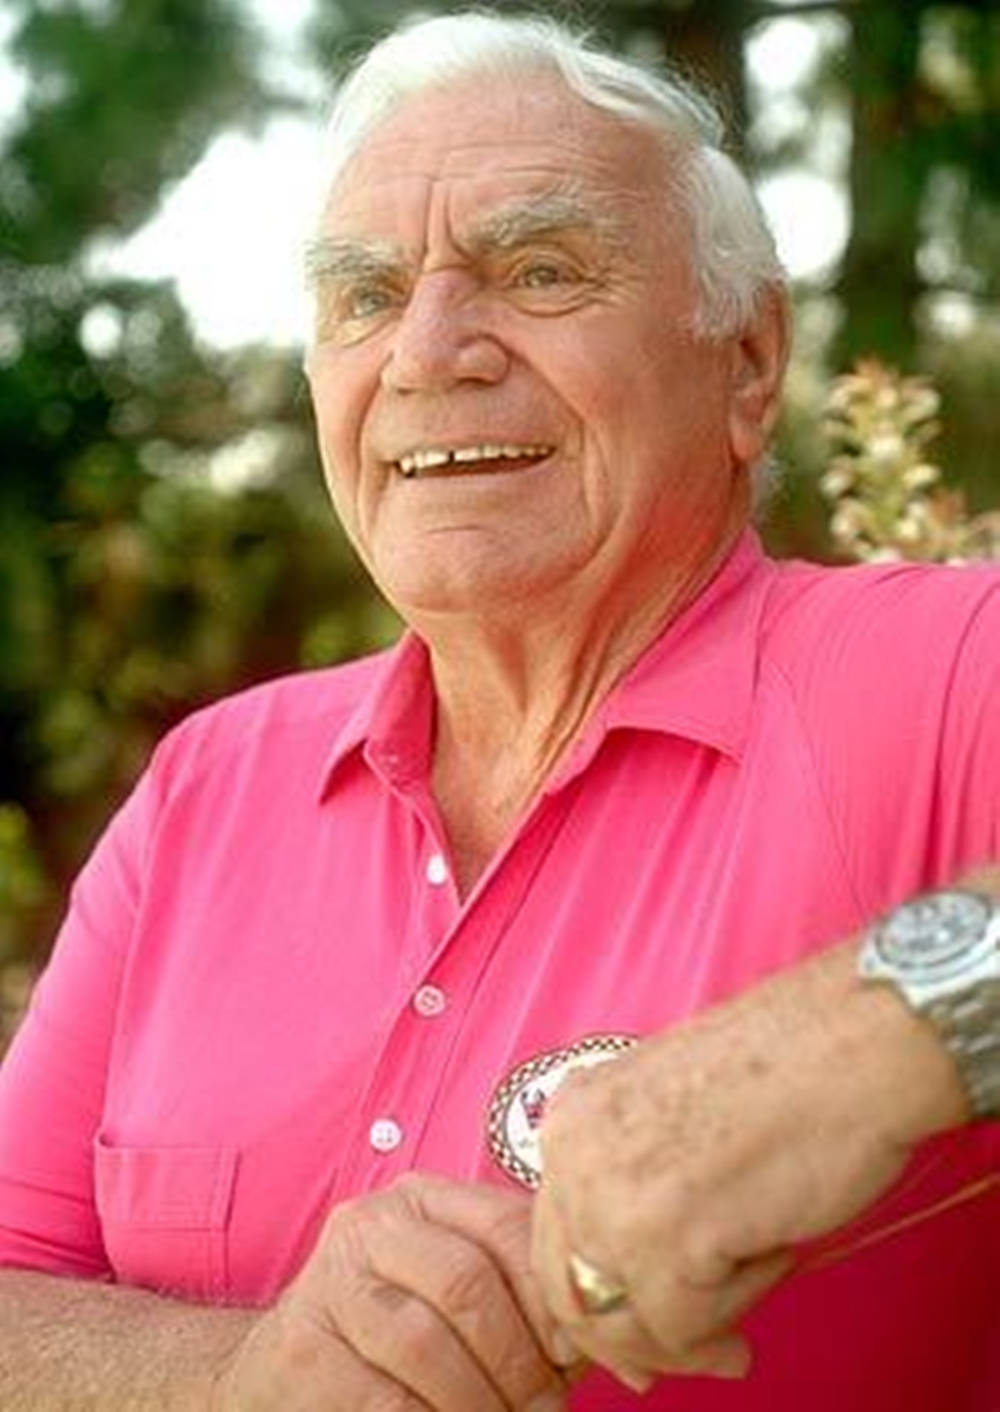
left=727, top=287, right=790, bottom=471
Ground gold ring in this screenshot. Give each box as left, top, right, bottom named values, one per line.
left=567, top=1251, right=630, bottom=1315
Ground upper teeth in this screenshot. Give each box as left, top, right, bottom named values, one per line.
left=397, top=444, right=552, bottom=476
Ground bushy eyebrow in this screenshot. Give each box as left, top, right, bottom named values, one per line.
left=303, top=237, right=404, bottom=290
left=466, top=191, right=623, bottom=254
left=304, top=191, right=621, bottom=289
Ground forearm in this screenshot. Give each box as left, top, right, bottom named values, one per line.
left=529, top=866, right=1000, bottom=1378
left=0, top=1269, right=254, bottom=1412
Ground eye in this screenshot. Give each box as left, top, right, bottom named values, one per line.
left=315, top=278, right=405, bottom=347
left=343, top=281, right=399, bottom=320
left=515, top=259, right=576, bottom=289
left=503, top=250, right=594, bottom=313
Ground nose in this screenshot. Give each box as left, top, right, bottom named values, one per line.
left=380, top=268, right=509, bottom=393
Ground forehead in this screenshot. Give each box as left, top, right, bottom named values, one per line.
left=322, top=74, right=677, bottom=241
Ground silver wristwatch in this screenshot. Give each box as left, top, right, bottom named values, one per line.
left=858, top=889, right=1000, bottom=1118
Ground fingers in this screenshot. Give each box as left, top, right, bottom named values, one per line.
left=621, top=1241, right=791, bottom=1362
left=295, top=1174, right=568, bottom=1411
left=220, top=1302, right=434, bottom=1412
left=328, top=1273, right=509, bottom=1412
left=531, top=1180, right=787, bottom=1387
left=326, top=1195, right=563, bottom=1410
left=401, top=1173, right=570, bottom=1368
left=227, top=1174, right=570, bottom=1411
left=682, top=1247, right=794, bottom=1332
left=529, top=1183, right=660, bottom=1387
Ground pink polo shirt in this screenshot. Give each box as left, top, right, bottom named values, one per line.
left=2, top=531, right=1000, bottom=1409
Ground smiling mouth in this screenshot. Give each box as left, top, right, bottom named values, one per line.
left=395, top=443, right=555, bottom=479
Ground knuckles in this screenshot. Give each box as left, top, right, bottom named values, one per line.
left=388, top=1294, right=449, bottom=1366
left=392, top=1169, right=446, bottom=1206
left=434, top=1248, right=499, bottom=1318
left=350, top=1379, right=425, bottom=1412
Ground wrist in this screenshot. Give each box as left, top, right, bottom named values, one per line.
left=851, top=958, right=971, bottom=1144
left=204, top=1328, right=257, bottom=1412
left=198, top=1311, right=267, bottom=1412
left=855, top=884, right=1000, bottom=1138
left=205, top=1364, right=234, bottom=1412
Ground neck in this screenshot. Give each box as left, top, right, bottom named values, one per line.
left=419, top=518, right=747, bottom=894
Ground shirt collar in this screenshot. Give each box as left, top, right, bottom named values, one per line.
left=319, top=632, right=434, bottom=799
left=319, top=528, right=775, bottom=799
left=597, top=527, right=775, bottom=761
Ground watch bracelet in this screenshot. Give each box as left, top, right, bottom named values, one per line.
left=925, top=979, right=1000, bottom=1119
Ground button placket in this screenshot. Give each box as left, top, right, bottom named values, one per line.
left=413, top=984, right=447, bottom=1018
left=368, top=1118, right=403, bottom=1154
left=426, top=852, right=449, bottom=886
left=334, top=801, right=570, bottom=1201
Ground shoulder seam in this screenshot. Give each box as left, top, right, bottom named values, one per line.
left=759, top=654, right=872, bottom=922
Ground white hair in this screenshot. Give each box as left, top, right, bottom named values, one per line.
left=320, top=9, right=786, bottom=342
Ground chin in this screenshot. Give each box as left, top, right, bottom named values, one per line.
left=372, top=529, right=593, bottom=625
left=381, top=565, right=557, bottom=624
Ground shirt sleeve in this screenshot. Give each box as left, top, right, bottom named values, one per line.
left=0, top=767, right=159, bottom=1279
left=934, top=574, right=1000, bottom=870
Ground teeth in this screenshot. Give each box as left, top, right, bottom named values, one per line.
left=399, top=449, right=451, bottom=474
left=397, top=444, right=552, bottom=476
left=452, top=444, right=507, bottom=463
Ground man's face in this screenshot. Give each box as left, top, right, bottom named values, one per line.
left=306, top=76, right=772, bottom=621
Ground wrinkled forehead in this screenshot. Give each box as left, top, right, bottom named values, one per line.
left=320, top=74, right=686, bottom=241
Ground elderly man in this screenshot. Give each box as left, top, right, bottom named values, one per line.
left=1, top=11, right=999, bottom=1411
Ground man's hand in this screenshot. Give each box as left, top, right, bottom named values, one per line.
left=216, top=1173, right=570, bottom=1411
left=530, top=935, right=970, bottom=1389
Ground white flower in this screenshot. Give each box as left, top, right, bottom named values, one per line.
left=867, top=432, right=906, bottom=466
left=901, top=462, right=940, bottom=490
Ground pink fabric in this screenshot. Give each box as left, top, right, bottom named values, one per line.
left=2, top=530, right=999, bottom=1408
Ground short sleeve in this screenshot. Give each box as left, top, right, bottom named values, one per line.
left=0, top=767, right=159, bottom=1278
left=935, top=576, right=1000, bottom=869
left=765, top=560, right=1000, bottom=912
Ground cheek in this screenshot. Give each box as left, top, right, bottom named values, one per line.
left=307, top=421, right=366, bottom=554
left=308, top=367, right=371, bottom=499
left=541, top=314, right=660, bottom=436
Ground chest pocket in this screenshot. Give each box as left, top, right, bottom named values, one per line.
left=94, top=1137, right=238, bottom=1302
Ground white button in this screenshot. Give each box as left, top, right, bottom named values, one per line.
left=413, top=984, right=447, bottom=1018
left=426, top=852, right=448, bottom=885
left=369, top=1118, right=403, bottom=1153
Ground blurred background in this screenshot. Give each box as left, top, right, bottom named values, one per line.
left=2, top=0, right=1000, bottom=1034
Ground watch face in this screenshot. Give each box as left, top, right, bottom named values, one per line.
left=875, top=890, right=993, bottom=975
